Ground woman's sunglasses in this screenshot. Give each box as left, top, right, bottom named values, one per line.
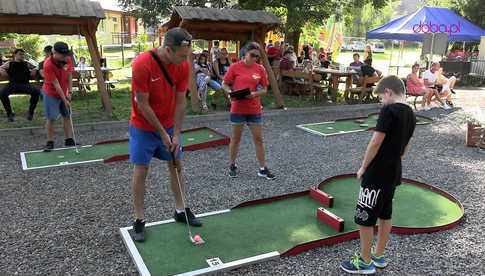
left=249, top=53, right=260, bottom=58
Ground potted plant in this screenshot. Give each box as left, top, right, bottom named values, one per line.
left=465, top=107, right=485, bottom=148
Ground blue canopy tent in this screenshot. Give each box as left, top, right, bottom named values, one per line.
left=366, top=6, right=485, bottom=42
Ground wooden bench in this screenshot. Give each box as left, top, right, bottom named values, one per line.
left=348, top=76, right=381, bottom=104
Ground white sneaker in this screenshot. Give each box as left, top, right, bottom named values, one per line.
left=424, top=104, right=431, bottom=111
left=442, top=103, right=451, bottom=110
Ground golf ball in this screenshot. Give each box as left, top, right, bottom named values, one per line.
left=194, top=235, right=201, bottom=242
left=57, top=155, right=64, bottom=158
left=187, top=138, right=195, bottom=141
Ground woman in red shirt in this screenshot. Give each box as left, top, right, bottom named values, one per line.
left=222, top=42, right=275, bottom=179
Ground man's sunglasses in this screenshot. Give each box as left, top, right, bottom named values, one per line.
left=178, top=39, right=191, bottom=47
left=249, top=53, right=260, bottom=58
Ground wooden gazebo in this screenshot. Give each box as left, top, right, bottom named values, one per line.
left=0, top=0, right=113, bottom=116
left=159, top=6, right=284, bottom=111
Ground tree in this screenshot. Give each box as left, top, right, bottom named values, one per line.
left=344, top=1, right=400, bottom=38
left=238, top=0, right=387, bottom=49
left=118, top=0, right=231, bottom=27
left=7, top=34, right=45, bottom=60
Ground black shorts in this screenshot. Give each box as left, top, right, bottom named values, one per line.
left=354, top=181, right=395, bottom=226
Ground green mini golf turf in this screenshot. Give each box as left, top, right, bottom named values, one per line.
left=298, top=113, right=432, bottom=136
left=125, top=177, right=462, bottom=275
left=22, top=128, right=228, bottom=169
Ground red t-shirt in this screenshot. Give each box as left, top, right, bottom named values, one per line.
left=267, top=46, right=282, bottom=60
left=223, top=61, right=268, bottom=114
left=42, top=56, right=74, bottom=98
left=130, top=49, right=189, bottom=131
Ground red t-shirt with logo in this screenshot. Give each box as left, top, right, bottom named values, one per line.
left=42, top=56, right=74, bottom=98
left=130, top=49, right=189, bottom=131
left=267, top=46, right=282, bottom=60
left=223, top=61, right=268, bottom=114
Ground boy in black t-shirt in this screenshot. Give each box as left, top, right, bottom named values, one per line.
left=341, top=75, right=416, bottom=274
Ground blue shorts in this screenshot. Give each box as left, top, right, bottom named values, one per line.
left=230, top=113, right=262, bottom=125
left=129, top=125, right=182, bottom=165
left=41, top=90, right=70, bottom=120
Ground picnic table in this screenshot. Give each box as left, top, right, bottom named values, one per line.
left=73, top=67, right=121, bottom=95
left=313, top=67, right=358, bottom=102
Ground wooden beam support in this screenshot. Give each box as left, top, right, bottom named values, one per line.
left=188, top=52, right=200, bottom=113
left=256, top=29, right=284, bottom=109
left=0, top=24, right=81, bottom=35
left=85, top=20, right=113, bottom=117
left=0, top=15, right=88, bottom=25
left=189, top=30, right=249, bottom=41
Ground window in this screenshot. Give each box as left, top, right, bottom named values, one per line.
left=112, top=17, right=118, bottom=24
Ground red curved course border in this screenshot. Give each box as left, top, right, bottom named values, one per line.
left=231, top=174, right=463, bottom=258
left=97, top=127, right=230, bottom=163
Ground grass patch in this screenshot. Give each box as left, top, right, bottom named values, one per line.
left=0, top=81, right=352, bottom=129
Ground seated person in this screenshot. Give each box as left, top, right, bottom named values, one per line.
left=287, top=46, right=298, bottom=67
left=349, top=53, right=364, bottom=84
left=267, top=41, right=282, bottom=65
left=212, top=47, right=231, bottom=109
left=280, top=50, right=295, bottom=81
left=423, top=62, right=453, bottom=110
left=38, top=45, right=53, bottom=79
left=406, top=63, right=435, bottom=110
left=355, top=59, right=381, bottom=103
left=0, top=48, right=40, bottom=122
left=297, top=50, right=305, bottom=65
left=318, top=54, right=337, bottom=80
left=417, top=53, right=428, bottom=77
left=78, top=56, right=91, bottom=91
left=194, top=53, right=224, bottom=111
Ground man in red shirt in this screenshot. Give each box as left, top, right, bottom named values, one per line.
left=130, top=28, right=201, bottom=242
left=266, top=41, right=283, bottom=65
left=41, top=42, right=76, bottom=151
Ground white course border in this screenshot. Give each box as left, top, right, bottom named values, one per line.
left=20, top=145, right=102, bottom=171
left=296, top=121, right=368, bottom=137
left=119, top=209, right=280, bottom=276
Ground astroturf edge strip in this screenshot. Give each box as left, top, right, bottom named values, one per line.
left=120, top=226, right=151, bottom=276
left=174, top=251, right=280, bottom=276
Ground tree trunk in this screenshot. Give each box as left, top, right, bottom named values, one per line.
left=285, top=30, right=301, bottom=52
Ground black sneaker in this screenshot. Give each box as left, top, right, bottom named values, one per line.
left=27, top=111, right=34, bottom=121
left=450, top=88, right=456, bottom=94
left=65, top=138, right=78, bottom=146
left=133, top=219, right=145, bottom=242
left=43, top=141, right=54, bottom=152
left=258, top=167, right=276, bottom=180
left=229, top=164, right=238, bottom=178
left=7, top=113, right=14, bottom=122
left=173, top=208, right=202, bottom=226
left=446, top=99, right=454, bottom=107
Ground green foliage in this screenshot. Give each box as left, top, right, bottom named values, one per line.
left=118, top=0, right=232, bottom=27
left=10, top=35, right=45, bottom=60
left=343, top=0, right=399, bottom=37
left=134, top=33, right=151, bottom=52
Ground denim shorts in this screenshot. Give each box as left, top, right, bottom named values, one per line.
left=230, top=113, right=262, bottom=125
left=129, top=125, right=182, bottom=165
left=41, top=90, right=70, bottom=120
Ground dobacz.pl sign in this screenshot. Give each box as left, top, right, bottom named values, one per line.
left=413, top=21, right=461, bottom=34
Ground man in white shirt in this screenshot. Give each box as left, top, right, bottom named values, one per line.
left=423, top=62, right=453, bottom=110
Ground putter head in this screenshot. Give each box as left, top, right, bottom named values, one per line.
left=189, top=235, right=205, bottom=245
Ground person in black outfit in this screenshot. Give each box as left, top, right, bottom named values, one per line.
left=38, top=45, right=53, bottom=79
left=340, top=75, right=416, bottom=273
left=0, top=48, right=40, bottom=122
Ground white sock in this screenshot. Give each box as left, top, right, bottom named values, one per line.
left=260, top=167, right=266, bottom=171
left=176, top=209, right=184, bottom=214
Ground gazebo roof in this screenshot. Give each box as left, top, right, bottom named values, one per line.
left=161, top=6, right=281, bottom=41
left=0, top=0, right=105, bottom=34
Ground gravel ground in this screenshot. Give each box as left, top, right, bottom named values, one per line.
left=1, top=88, right=484, bottom=275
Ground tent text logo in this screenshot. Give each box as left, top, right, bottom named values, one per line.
left=412, top=21, right=461, bottom=34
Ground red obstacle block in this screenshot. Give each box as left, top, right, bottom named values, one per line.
left=317, top=207, right=344, bottom=232
left=310, top=187, right=334, bottom=208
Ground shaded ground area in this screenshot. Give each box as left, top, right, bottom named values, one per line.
left=1, top=87, right=484, bottom=275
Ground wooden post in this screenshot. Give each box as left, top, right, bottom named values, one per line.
left=256, top=30, right=284, bottom=108
left=208, top=40, right=213, bottom=62
left=83, top=21, right=113, bottom=117
left=236, top=41, right=240, bottom=61
left=188, top=51, right=199, bottom=113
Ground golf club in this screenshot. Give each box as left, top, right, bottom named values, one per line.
left=170, top=142, right=204, bottom=245
left=69, top=105, right=80, bottom=154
